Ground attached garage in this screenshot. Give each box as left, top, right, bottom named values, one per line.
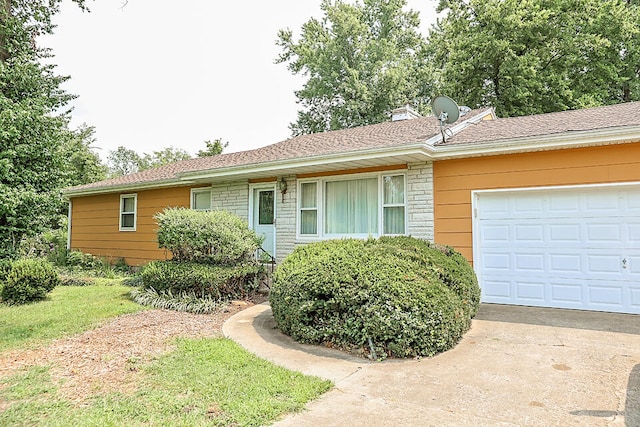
left=473, top=184, right=640, bottom=314
left=433, top=102, right=640, bottom=314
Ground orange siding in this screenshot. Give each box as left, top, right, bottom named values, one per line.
left=434, top=142, right=640, bottom=263
left=70, top=186, right=192, bottom=266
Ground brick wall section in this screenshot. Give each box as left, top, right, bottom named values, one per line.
left=275, top=175, right=297, bottom=262
left=211, top=181, right=249, bottom=220
left=406, top=161, right=434, bottom=241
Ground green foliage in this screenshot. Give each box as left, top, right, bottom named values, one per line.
left=1, top=258, right=60, bottom=305
left=197, top=138, right=229, bottom=157
left=0, top=283, right=143, bottom=352
left=270, top=237, right=480, bottom=359
left=378, top=236, right=480, bottom=318
left=106, top=145, right=141, bottom=176
left=155, top=207, right=263, bottom=265
left=17, top=226, right=68, bottom=265
left=0, top=339, right=331, bottom=426
left=138, top=146, right=191, bottom=170
left=276, top=0, right=433, bottom=135
left=140, top=261, right=263, bottom=300
left=130, top=287, right=230, bottom=314
left=0, top=0, right=90, bottom=258
left=430, top=0, right=640, bottom=116
left=107, top=145, right=192, bottom=177
left=64, top=124, right=107, bottom=185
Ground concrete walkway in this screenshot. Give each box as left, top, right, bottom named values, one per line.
left=223, top=303, right=640, bottom=426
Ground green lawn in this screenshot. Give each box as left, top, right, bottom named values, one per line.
left=0, top=283, right=145, bottom=352
left=0, top=284, right=332, bottom=426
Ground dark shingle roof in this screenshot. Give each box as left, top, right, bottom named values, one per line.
left=67, top=109, right=489, bottom=193
left=442, top=101, right=640, bottom=146
left=66, top=101, right=640, bottom=194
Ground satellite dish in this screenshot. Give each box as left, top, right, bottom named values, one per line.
left=432, top=95, right=460, bottom=125
left=432, top=95, right=460, bottom=143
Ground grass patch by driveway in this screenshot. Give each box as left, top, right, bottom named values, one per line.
left=0, top=338, right=332, bottom=426
left=0, top=283, right=145, bottom=352
left=0, top=284, right=332, bottom=426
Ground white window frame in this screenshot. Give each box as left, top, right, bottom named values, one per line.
left=190, top=187, right=213, bottom=211
left=119, top=193, right=137, bottom=232
left=296, top=172, right=407, bottom=240
left=381, top=174, right=408, bottom=236
left=298, top=180, right=320, bottom=237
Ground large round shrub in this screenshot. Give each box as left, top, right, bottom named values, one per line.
left=1, top=259, right=61, bottom=305
left=269, top=237, right=480, bottom=359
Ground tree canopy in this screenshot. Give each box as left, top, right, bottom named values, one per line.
left=429, top=0, right=640, bottom=117
left=197, top=139, right=229, bottom=158
left=276, top=0, right=433, bottom=135
left=0, top=0, right=89, bottom=257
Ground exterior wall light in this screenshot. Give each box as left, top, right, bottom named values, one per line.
left=278, top=178, right=287, bottom=202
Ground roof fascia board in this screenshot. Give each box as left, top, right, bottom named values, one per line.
left=177, top=144, right=431, bottom=181
left=64, top=178, right=196, bottom=198
left=431, top=125, right=640, bottom=159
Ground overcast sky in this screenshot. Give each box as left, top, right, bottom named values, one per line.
left=45, top=1, right=440, bottom=159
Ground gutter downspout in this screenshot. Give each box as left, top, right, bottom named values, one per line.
left=67, top=200, right=72, bottom=250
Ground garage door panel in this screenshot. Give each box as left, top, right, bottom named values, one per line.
left=550, top=281, right=583, bottom=304
left=588, top=285, right=624, bottom=307
left=515, top=253, right=545, bottom=272
left=476, top=184, right=640, bottom=314
left=631, top=288, right=640, bottom=308
left=483, top=280, right=512, bottom=299
left=515, top=281, right=545, bottom=302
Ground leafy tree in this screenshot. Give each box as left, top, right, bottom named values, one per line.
left=106, top=146, right=142, bottom=177
left=0, top=0, right=87, bottom=257
left=197, top=138, right=229, bottom=157
left=64, top=124, right=107, bottom=186
left=139, top=146, right=191, bottom=170
left=429, top=0, right=640, bottom=117
left=276, top=0, right=433, bottom=135
left=107, top=146, right=192, bottom=177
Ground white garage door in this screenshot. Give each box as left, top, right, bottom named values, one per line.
left=474, top=184, right=640, bottom=314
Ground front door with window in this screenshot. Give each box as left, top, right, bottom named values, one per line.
left=252, top=187, right=275, bottom=257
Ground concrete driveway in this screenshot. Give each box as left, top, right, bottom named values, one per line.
left=223, top=303, right=640, bottom=426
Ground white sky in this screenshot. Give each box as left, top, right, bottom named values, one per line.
left=45, top=0, right=440, bottom=159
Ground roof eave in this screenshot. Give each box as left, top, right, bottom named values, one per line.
left=177, top=143, right=432, bottom=181
left=432, top=125, right=640, bottom=159
left=63, top=178, right=197, bottom=197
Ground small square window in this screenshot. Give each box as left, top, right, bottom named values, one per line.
left=192, top=189, right=212, bottom=211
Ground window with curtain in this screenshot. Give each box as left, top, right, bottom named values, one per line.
left=191, top=189, right=212, bottom=211
left=383, top=175, right=405, bottom=234
left=299, top=182, right=318, bottom=234
left=298, top=173, right=406, bottom=238
left=325, top=177, right=378, bottom=235
left=119, top=194, right=137, bottom=231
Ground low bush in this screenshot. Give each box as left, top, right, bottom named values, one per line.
left=17, top=227, right=68, bottom=266
left=65, top=250, right=105, bottom=270
left=130, top=287, right=229, bottom=314
left=140, top=260, right=264, bottom=300
left=59, top=274, right=96, bottom=287
left=154, top=208, right=263, bottom=265
left=269, top=237, right=480, bottom=359
left=1, top=259, right=61, bottom=305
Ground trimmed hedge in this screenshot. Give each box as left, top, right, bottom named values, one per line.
left=141, top=260, right=264, bottom=300
left=154, top=208, right=263, bottom=265
left=269, top=237, right=480, bottom=359
left=1, top=259, right=61, bottom=305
